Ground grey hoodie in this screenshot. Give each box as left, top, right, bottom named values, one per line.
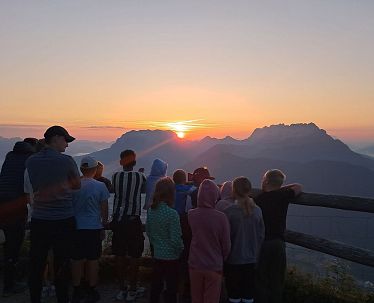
left=224, top=203, right=265, bottom=264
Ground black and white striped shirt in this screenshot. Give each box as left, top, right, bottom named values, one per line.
left=112, top=170, right=146, bottom=219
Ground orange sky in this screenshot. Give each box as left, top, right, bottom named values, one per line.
left=1, top=2, right=373, bottom=144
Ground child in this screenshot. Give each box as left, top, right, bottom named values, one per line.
left=94, top=161, right=113, bottom=193
left=255, top=169, right=302, bottom=303
left=215, top=181, right=234, bottom=212
left=146, top=177, right=184, bottom=303
left=224, top=177, right=265, bottom=303
left=188, top=179, right=231, bottom=303
left=71, top=156, right=110, bottom=303
left=144, top=159, right=168, bottom=210
left=172, top=169, right=195, bottom=297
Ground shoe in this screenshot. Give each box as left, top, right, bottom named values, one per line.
left=71, top=286, right=86, bottom=303
left=49, top=285, right=56, bottom=297
left=85, top=289, right=100, bottom=303
left=41, top=286, right=49, bottom=298
left=126, top=290, right=137, bottom=301
left=2, top=282, right=27, bottom=297
left=136, top=286, right=145, bottom=294
left=115, top=290, right=127, bottom=301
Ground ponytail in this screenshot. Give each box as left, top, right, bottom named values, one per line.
left=233, top=177, right=255, bottom=216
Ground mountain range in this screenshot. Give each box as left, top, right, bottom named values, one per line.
left=83, top=123, right=374, bottom=198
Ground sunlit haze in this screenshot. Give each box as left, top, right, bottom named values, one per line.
left=1, top=1, right=373, bottom=144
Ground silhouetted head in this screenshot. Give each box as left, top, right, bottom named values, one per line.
left=120, top=149, right=136, bottom=170
left=262, top=169, right=286, bottom=192
left=44, top=125, right=75, bottom=153
left=197, top=179, right=219, bottom=208
left=189, top=167, right=215, bottom=187
left=94, top=161, right=104, bottom=178
left=220, top=181, right=233, bottom=200
left=151, top=177, right=175, bottom=209
left=173, top=169, right=187, bottom=185
left=80, top=156, right=98, bottom=178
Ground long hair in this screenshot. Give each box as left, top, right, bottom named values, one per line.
left=151, top=177, right=175, bottom=209
left=233, top=177, right=255, bottom=216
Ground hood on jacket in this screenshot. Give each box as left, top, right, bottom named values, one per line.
left=12, top=141, right=34, bottom=154
left=197, top=179, right=219, bottom=208
left=220, top=181, right=233, bottom=200
left=149, top=159, right=168, bottom=177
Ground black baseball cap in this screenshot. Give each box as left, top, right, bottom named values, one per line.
left=44, top=126, right=75, bottom=143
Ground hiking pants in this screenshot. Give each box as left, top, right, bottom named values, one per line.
left=256, top=239, right=286, bottom=303
left=1, top=221, right=25, bottom=291
left=28, top=217, right=75, bottom=303
left=189, top=268, right=222, bottom=303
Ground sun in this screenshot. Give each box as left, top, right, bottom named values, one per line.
left=176, top=131, right=185, bottom=139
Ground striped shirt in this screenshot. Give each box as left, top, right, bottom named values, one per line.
left=112, top=170, right=146, bottom=219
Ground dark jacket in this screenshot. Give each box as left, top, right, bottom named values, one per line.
left=0, top=142, right=34, bottom=223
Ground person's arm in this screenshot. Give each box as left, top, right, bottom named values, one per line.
left=140, top=174, right=147, bottom=194
left=24, top=169, right=33, bottom=204
left=169, top=212, right=184, bottom=255
left=282, top=183, right=303, bottom=196
left=257, top=208, right=265, bottom=259
left=145, top=214, right=152, bottom=241
left=101, top=200, right=109, bottom=227
left=67, top=157, right=81, bottom=190
left=221, top=215, right=231, bottom=261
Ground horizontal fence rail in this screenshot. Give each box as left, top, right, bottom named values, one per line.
left=252, top=189, right=374, bottom=213
left=285, top=230, right=374, bottom=267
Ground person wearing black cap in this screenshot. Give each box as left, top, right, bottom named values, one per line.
left=24, top=125, right=80, bottom=303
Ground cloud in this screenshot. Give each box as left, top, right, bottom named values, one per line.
left=81, top=125, right=127, bottom=130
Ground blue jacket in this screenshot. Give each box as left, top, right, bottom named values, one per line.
left=144, top=159, right=167, bottom=210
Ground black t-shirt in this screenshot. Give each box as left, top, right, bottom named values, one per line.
left=255, top=188, right=295, bottom=241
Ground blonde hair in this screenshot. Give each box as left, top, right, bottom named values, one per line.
left=264, top=169, right=286, bottom=187
left=151, top=177, right=175, bottom=209
left=233, top=177, right=255, bottom=216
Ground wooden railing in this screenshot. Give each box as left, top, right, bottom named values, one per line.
left=274, top=191, right=374, bottom=267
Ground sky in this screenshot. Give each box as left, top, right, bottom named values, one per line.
left=0, top=1, right=373, bottom=144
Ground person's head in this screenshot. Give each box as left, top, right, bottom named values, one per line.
left=151, top=177, right=175, bottom=209
left=173, top=169, right=187, bottom=185
left=94, top=161, right=104, bottom=178
left=150, top=159, right=168, bottom=177
left=120, top=149, right=136, bottom=169
left=189, top=167, right=215, bottom=187
left=220, top=181, right=233, bottom=200
left=35, top=139, right=46, bottom=152
left=23, top=138, right=39, bottom=152
left=44, top=126, right=75, bottom=152
left=262, top=169, right=286, bottom=192
left=80, top=156, right=98, bottom=178
left=197, top=179, right=219, bottom=208
left=233, top=176, right=255, bottom=216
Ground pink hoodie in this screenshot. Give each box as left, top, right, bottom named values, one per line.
left=188, top=179, right=231, bottom=272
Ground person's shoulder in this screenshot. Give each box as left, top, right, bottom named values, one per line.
left=165, top=205, right=179, bottom=216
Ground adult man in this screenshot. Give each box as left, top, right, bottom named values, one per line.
left=255, top=169, right=302, bottom=303
left=111, top=150, right=146, bottom=301
left=188, top=167, right=215, bottom=209
left=0, top=140, right=35, bottom=297
left=25, top=126, right=80, bottom=303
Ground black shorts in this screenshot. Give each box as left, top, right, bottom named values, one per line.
left=72, top=229, right=102, bottom=260
left=112, top=216, right=144, bottom=258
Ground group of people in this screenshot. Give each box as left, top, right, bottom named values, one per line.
left=0, top=125, right=302, bottom=303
